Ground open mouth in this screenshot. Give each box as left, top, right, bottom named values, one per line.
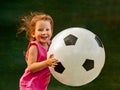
left=41, top=36, right=48, bottom=40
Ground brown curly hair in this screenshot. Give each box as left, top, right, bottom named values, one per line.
left=17, top=12, right=54, bottom=41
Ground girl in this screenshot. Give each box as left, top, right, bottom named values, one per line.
left=18, top=12, right=58, bottom=90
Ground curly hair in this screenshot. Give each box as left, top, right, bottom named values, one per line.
left=17, top=12, right=54, bottom=41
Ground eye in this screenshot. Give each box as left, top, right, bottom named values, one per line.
left=46, top=28, right=50, bottom=31
left=38, top=29, right=43, bottom=31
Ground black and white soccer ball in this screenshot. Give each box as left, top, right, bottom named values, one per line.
left=48, top=27, right=105, bottom=86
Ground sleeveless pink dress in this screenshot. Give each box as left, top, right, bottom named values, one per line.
left=19, top=41, right=51, bottom=90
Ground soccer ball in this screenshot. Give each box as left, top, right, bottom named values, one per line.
left=48, top=27, right=105, bottom=86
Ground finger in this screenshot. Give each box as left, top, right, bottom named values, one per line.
left=51, top=63, right=57, bottom=68
left=49, top=54, right=54, bottom=58
left=53, top=62, right=58, bottom=65
left=54, top=59, right=58, bottom=62
left=52, top=59, right=58, bottom=63
left=51, top=65, right=55, bottom=68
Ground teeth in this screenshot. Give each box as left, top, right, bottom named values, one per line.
left=41, top=36, right=46, bottom=37
left=41, top=37, right=48, bottom=39
left=41, top=36, right=48, bottom=38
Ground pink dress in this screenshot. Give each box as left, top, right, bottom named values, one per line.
left=19, top=41, right=51, bottom=90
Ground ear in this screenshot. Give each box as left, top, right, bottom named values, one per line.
left=31, top=32, right=35, bottom=38
left=31, top=32, right=35, bottom=37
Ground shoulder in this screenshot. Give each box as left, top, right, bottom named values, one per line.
left=28, top=41, right=39, bottom=49
left=27, top=41, right=39, bottom=53
left=29, top=41, right=39, bottom=46
left=28, top=45, right=37, bottom=55
left=26, top=41, right=39, bottom=61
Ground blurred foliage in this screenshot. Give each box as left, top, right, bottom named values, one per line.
left=0, top=0, right=120, bottom=90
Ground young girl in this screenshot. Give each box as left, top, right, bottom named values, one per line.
left=18, top=12, right=58, bottom=90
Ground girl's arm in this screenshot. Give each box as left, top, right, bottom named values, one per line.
left=27, top=45, right=57, bottom=73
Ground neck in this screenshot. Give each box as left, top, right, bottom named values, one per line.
left=41, top=43, right=48, bottom=50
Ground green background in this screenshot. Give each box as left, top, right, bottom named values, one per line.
left=0, top=0, right=120, bottom=90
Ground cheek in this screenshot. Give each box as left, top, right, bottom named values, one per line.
left=35, top=31, right=41, bottom=36
left=50, top=30, right=53, bottom=35
left=37, top=34, right=41, bottom=38
left=33, top=33, right=40, bottom=39
left=49, top=32, right=52, bottom=37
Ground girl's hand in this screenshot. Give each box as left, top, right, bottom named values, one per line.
left=46, top=54, right=58, bottom=68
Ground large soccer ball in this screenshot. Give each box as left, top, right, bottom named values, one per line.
left=48, top=27, right=105, bottom=86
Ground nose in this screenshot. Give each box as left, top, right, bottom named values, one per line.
left=42, top=30, right=47, bottom=35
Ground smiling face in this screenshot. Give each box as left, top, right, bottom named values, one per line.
left=32, top=20, right=52, bottom=45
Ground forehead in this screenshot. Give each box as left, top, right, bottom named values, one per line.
left=35, top=20, right=51, bottom=28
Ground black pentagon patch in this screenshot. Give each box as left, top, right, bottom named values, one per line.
left=54, top=62, right=65, bottom=74
left=64, top=34, right=78, bottom=46
left=82, top=59, right=94, bottom=71
left=95, top=36, right=103, bottom=48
